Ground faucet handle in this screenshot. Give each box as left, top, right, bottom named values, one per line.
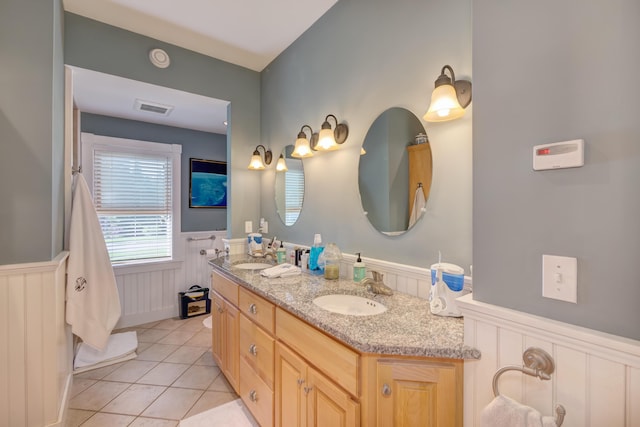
left=371, top=271, right=384, bottom=281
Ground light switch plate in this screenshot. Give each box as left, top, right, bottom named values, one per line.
left=244, top=221, right=253, bottom=233
left=542, top=255, right=577, bottom=303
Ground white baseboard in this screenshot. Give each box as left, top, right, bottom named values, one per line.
left=115, top=307, right=177, bottom=329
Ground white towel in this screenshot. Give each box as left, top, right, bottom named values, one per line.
left=481, top=395, right=558, bottom=427
left=260, top=263, right=301, bottom=278
left=409, top=185, right=426, bottom=228
left=66, top=173, right=121, bottom=351
left=73, top=331, right=138, bottom=372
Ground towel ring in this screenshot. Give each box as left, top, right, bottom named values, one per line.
left=492, top=347, right=566, bottom=426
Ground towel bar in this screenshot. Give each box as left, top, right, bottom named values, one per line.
left=187, top=235, right=216, bottom=242
left=492, top=347, right=566, bottom=426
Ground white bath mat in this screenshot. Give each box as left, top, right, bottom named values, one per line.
left=73, top=331, right=138, bottom=373
left=202, top=315, right=212, bottom=329
left=179, top=399, right=258, bottom=427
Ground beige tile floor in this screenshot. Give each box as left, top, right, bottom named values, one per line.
left=67, top=315, right=237, bottom=427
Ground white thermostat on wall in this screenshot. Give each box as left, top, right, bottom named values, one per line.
left=533, top=139, right=584, bottom=171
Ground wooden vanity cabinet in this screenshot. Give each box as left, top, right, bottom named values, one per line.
left=238, top=288, right=276, bottom=427
left=211, top=272, right=240, bottom=393
left=362, top=356, right=463, bottom=427
left=275, top=341, right=359, bottom=427
left=211, top=270, right=463, bottom=427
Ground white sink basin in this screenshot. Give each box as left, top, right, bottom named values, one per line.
left=313, top=294, right=387, bottom=316
left=233, top=262, right=273, bottom=270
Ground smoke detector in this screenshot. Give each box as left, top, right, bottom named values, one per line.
left=134, top=99, right=174, bottom=116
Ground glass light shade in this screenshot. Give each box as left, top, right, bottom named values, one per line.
left=248, top=153, right=266, bottom=170
left=423, top=84, right=466, bottom=122
left=276, top=155, right=288, bottom=171
left=316, top=128, right=339, bottom=151
left=291, top=136, right=313, bottom=158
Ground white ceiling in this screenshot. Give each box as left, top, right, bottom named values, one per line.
left=63, top=0, right=338, bottom=134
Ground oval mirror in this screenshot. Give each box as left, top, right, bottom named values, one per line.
left=275, top=145, right=305, bottom=226
left=358, top=108, right=432, bottom=235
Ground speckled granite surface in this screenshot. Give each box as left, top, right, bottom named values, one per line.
left=209, top=256, right=480, bottom=360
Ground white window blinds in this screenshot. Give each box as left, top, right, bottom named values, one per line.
left=93, top=149, right=173, bottom=263
left=285, top=168, right=304, bottom=225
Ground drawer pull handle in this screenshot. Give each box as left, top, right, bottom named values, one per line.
left=249, top=303, right=257, bottom=314
left=303, top=386, right=313, bottom=395
left=249, top=390, right=258, bottom=402
left=297, top=378, right=305, bottom=386
left=249, top=344, right=258, bottom=356
left=217, top=307, right=223, bottom=313
left=382, top=383, right=392, bottom=396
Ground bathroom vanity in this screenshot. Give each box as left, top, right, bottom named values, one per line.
left=209, top=256, right=479, bottom=427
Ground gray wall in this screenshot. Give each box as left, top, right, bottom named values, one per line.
left=81, top=113, right=227, bottom=232
left=260, top=0, right=473, bottom=269
left=64, top=13, right=261, bottom=240
left=0, top=0, right=65, bottom=264
left=473, top=0, right=640, bottom=340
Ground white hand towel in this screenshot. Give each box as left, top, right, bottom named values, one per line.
left=480, top=395, right=558, bottom=427
left=260, top=263, right=301, bottom=278
left=409, top=186, right=426, bottom=228
left=66, top=173, right=121, bottom=351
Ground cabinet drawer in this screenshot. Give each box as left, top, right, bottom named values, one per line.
left=276, top=308, right=359, bottom=397
left=240, top=358, right=274, bottom=427
left=240, top=314, right=275, bottom=387
left=239, top=287, right=275, bottom=334
left=211, top=271, right=238, bottom=305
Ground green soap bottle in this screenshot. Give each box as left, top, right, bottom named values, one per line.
left=353, top=252, right=366, bottom=282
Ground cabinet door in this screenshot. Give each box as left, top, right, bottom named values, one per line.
left=211, top=292, right=224, bottom=367
left=307, top=367, right=360, bottom=427
left=223, top=302, right=240, bottom=393
left=376, top=359, right=461, bottom=427
left=275, top=342, right=307, bottom=427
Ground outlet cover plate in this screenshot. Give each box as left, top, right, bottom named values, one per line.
left=542, top=255, right=577, bottom=303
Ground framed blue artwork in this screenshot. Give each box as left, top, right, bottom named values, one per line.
left=189, top=158, right=227, bottom=208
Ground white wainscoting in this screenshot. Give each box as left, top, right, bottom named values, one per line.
left=458, top=294, right=640, bottom=427
left=0, top=252, right=73, bottom=427
left=114, top=231, right=226, bottom=329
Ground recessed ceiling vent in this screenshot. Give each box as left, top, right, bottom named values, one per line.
left=134, top=99, right=174, bottom=116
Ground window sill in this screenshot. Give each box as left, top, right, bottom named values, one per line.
left=113, top=259, right=183, bottom=275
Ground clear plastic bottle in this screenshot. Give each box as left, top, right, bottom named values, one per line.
left=276, top=241, right=286, bottom=264
left=353, top=252, right=366, bottom=282
left=308, top=234, right=324, bottom=273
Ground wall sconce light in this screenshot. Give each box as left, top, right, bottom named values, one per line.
left=423, top=65, right=472, bottom=122
left=315, top=114, right=349, bottom=151
left=276, top=154, right=288, bottom=171
left=291, top=125, right=315, bottom=158
left=247, top=145, right=272, bottom=170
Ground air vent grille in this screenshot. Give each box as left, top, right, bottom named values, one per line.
left=134, top=99, right=174, bottom=116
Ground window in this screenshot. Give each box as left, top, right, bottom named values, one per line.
left=82, top=133, right=181, bottom=265
left=285, top=167, right=304, bottom=225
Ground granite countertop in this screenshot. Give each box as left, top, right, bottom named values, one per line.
left=209, top=256, right=480, bottom=360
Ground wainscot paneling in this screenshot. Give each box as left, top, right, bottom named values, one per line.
left=458, top=294, right=640, bottom=427
left=0, top=252, right=72, bottom=427
left=114, top=231, right=225, bottom=329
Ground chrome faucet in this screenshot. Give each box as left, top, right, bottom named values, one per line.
left=361, top=271, right=393, bottom=296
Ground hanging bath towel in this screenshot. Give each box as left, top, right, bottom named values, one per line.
left=66, top=173, right=121, bottom=351
left=408, top=185, right=426, bottom=228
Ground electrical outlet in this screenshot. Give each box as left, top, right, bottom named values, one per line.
left=244, top=221, right=252, bottom=233
left=542, top=255, right=577, bottom=303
